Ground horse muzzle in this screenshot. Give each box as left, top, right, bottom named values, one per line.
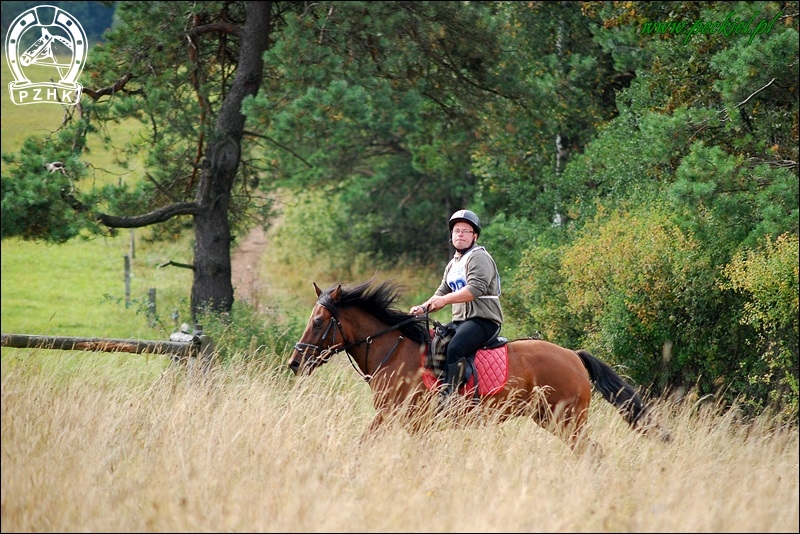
left=289, top=343, right=322, bottom=375
left=288, top=357, right=301, bottom=375
left=288, top=346, right=310, bottom=375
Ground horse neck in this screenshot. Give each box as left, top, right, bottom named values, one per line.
left=339, top=308, right=422, bottom=379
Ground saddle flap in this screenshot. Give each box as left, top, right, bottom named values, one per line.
left=421, top=344, right=509, bottom=397
left=472, top=345, right=509, bottom=395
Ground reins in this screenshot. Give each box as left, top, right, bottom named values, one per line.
left=295, top=304, right=428, bottom=383
left=339, top=312, right=425, bottom=382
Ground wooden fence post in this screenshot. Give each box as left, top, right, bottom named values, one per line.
left=124, top=255, right=131, bottom=308
left=148, top=288, right=156, bottom=327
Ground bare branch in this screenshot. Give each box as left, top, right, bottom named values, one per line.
left=83, top=73, right=137, bottom=101
left=62, top=189, right=199, bottom=228
left=144, top=172, right=182, bottom=203
left=158, top=260, right=196, bottom=270
left=734, top=78, right=776, bottom=110
left=46, top=161, right=67, bottom=174
left=97, top=202, right=199, bottom=228
left=187, top=22, right=242, bottom=38
left=244, top=129, right=313, bottom=168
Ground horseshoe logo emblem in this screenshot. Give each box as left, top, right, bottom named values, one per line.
left=5, top=5, right=87, bottom=106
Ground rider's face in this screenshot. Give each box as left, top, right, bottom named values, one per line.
left=451, top=222, right=476, bottom=248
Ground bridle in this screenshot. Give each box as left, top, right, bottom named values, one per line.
left=293, top=303, right=426, bottom=383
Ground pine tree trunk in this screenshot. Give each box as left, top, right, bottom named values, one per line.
left=190, top=1, right=271, bottom=319
left=192, top=186, right=235, bottom=319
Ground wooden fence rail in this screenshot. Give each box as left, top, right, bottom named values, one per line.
left=1, top=331, right=215, bottom=368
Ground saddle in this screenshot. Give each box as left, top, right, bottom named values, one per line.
left=422, top=321, right=509, bottom=397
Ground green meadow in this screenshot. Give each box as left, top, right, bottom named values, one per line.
left=1, top=62, right=67, bottom=152
left=1, top=52, right=193, bottom=342
left=1, top=52, right=142, bottom=173
left=1, top=234, right=196, bottom=339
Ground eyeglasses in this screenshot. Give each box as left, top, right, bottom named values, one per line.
left=452, top=229, right=474, bottom=236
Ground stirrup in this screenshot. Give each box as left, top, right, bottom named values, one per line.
left=435, top=389, right=459, bottom=417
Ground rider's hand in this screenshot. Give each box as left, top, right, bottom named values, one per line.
left=410, top=304, right=427, bottom=316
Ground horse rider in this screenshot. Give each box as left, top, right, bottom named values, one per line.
left=410, top=209, right=503, bottom=413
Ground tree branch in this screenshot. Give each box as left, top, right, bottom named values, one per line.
left=144, top=172, right=182, bottom=203
left=83, top=73, right=137, bottom=100
left=158, top=260, right=196, bottom=270
left=188, top=22, right=242, bottom=38
left=97, top=203, right=200, bottom=228
left=244, top=129, right=314, bottom=168
left=62, top=190, right=199, bottom=228
left=734, top=78, right=776, bottom=110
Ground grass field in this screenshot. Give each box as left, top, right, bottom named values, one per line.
left=1, top=52, right=142, bottom=175
left=1, top=61, right=67, bottom=153
left=1, top=352, right=798, bottom=532
left=1, top=233, right=196, bottom=339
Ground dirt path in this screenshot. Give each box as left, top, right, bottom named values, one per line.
left=231, top=226, right=268, bottom=305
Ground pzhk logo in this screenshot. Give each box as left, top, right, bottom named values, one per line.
left=5, top=5, right=87, bottom=106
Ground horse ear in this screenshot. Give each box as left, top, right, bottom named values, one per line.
left=313, top=282, right=322, bottom=297
left=330, top=284, right=342, bottom=302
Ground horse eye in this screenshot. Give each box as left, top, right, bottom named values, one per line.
left=313, top=318, right=323, bottom=328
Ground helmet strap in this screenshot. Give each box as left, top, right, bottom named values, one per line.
left=455, top=243, right=476, bottom=255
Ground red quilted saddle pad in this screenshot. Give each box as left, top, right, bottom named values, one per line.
left=421, top=344, right=509, bottom=396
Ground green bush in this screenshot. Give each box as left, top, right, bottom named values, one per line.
left=506, top=203, right=798, bottom=422
left=196, top=301, right=305, bottom=372
left=720, top=233, right=799, bottom=421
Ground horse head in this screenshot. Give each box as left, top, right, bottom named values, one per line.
left=288, top=282, right=347, bottom=375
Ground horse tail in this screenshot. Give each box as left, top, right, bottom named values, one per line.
left=576, top=349, right=671, bottom=442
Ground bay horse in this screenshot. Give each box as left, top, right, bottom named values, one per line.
left=288, top=280, right=670, bottom=452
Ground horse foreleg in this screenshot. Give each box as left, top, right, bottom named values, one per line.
left=356, top=411, right=387, bottom=446
left=563, top=413, right=603, bottom=457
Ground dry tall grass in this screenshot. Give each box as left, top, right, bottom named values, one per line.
left=2, top=351, right=798, bottom=533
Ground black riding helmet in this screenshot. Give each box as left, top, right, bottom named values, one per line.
left=449, top=209, right=482, bottom=237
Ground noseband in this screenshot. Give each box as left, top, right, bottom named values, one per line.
left=293, top=304, right=424, bottom=382
left=293, top=315, right=347, bottom=369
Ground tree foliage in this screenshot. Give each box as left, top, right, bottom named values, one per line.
left=497, top=0, right=798, bottom=420
left=244, top=1, right=513, bottom=262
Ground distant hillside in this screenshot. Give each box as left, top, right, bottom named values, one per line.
left=1, top=1, right=116, bottom=45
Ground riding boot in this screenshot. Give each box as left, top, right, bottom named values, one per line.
left=436, top=358, right=466, bottom=415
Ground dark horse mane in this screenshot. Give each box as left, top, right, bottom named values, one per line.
left=318, top=280, right=430, bottom=345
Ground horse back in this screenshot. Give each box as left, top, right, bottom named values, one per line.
left=506, top=339, right=591, bottom=395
